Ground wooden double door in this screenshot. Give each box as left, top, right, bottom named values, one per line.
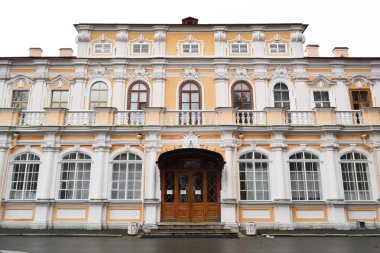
left=161, top=169, right=221, bottom=222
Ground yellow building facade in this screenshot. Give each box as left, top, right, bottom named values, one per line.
left=0, top=17, right=379, bottom=231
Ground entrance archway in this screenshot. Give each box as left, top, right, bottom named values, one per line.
left=157, top=148, right=224, bottom=222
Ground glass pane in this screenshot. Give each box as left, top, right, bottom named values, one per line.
left=193, top=172, right=203, bottom=203
left=178, top=173, right=189, bottom=203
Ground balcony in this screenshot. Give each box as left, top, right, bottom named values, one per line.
left=0, top=107, right=378, bottom=128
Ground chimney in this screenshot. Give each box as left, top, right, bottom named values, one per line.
left=305, top=45, right=319, bottom=57
left=182, top=17, right=198, bottom=25
left=29, top=48, right=43, bottom=57
left=59, top=48, right=74, bottom=57
left=333, top=47, right=349, bottom=57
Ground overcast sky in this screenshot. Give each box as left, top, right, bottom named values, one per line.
left=0, top=0, right=378, bottom=57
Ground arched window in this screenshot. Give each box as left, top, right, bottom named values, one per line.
left=9, top=153, right=40, bottom=199
left=289, top=152, right=321, bottom=200
left=238, top=151, right=270, bottom=200
left=111, top=152, right=143, bottom=200
left=180, top=82, right=201, bottom=110
left=59, top=152, right=91, bottom=200
left=128, top=82, right=149, bottom=110
left=232, top=82, right=252, bottom=109
left=273, top=83, right=290, bottom=109
left=89, top=82, right=108, bottom=109
left=340, top=152, right=371, bottom=200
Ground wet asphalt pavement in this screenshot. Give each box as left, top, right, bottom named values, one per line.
left=1, top=236, right=380, bottom=253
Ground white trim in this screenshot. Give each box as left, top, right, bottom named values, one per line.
left=287, top=148, right=322, bottom=160
left=109, top=147, right=144, bottom=161
left=129, top=34, right=154, bottom=57
left=310, top=88, right=334, bottom=109
left=58, top=147, right=94, bottom=161
left=176, top=35, right=204, bottom=56
left=237, top=146, right=272, bottom=161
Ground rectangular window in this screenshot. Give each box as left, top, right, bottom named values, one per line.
left=51, top=90, right=69, bottom=108
left=11, top=90, right=29, bottom=110
left=350, top=89, right=372, bottom=110
left=239, top=162, right=270, bottom=200
left=231, top=43, right=248, bottom=54
left=182, top=44, right=199, bottom=54
left=313, top=91, right=330, bottom=108
left=132, top=43, right=150, bottom=54
left=269, top=43, right=286, bottom=53
left=94, top=43, right=112, bottom=54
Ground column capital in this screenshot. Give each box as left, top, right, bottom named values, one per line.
left=320, top=142, right=339, bottom=151
left=144, top=141, right=162, bottom=152
left=270, top=143, right=287, bottom=151
left=252, top=72, right=270, bottom=81
left=214, top=72, right=229, bottom=81
left=370, top=142, right=380, bottom=150
left=151, top=72, right=166, bottom=81
left=41, top=144, right=61, bottom=152
left=0, top=144, right=10, bottom=151
left=220, top=141, right=237, bottom=151
left=92, top=143, right=112, bottom=152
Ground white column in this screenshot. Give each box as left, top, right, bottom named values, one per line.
left=115, top=26, right=129, bottom=57
left=152, top=60, right=167, bottom=107
left=0, top=79, right=8, bottom=107
left=321, top=143, right=342, bottom=201
left=112, top=78, right=126, bottom=110
left=0, top=144, right=9, bottom=200
left=372, top=144, right=380, bottom=201
left=333, top=80, right=350, bottom=110
left=153, top=26, right=168, bottom=57
left=71, top=78, right=86, bottom=110
left=252, top=66, right=269, bottom=110
left=30, top=79, right=45, bottom=110
left=144, top=141, right=160, bottom=225
left=213, top=26, right=227, bottom=57
left=251, top=30, right=265, bottom=57
left=270, top=143, right=289, bottom=201
left=293, top=79, right=309, bottom=110
left=214, top=59, right=229, bottom=108
left=76, top=26, right=92, bottom=58
left=290, top=31, right=305, bottom=58
left=88, top=134, right=111, bottom=230
left=372, top=80, right=380, bottom=107
left=33, top=140, right=60, bottom=229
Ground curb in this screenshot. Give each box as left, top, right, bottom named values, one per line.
left=0, top=234, right=123, bottom=237
left=261, top=233, right=380, bottom=237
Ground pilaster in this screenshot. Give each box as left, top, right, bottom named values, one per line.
left=76, top=25, right=92, bottom=58
left=72, top=60, right=88, bottom=110
left=213, top=59, right=229, bottom=107
left=152, top=59, right=167, bottom=107
left=112, top=59, right=128, bottom=109
left=252, top=65, right=269, bottom=110
left=153, top=26, right=168, bottom=57
left=213, top=26, right=227, bottom=57
left=251, top=28, right=265, bottom=57
left=115, top=25, right=130, bottom=57
left=31, top=60, right=49, bottom=110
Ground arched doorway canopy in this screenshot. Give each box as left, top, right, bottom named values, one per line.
left=157, top=148, right=225, bottom=170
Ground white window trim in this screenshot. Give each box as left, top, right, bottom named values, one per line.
left=177, top=35, right=204, bottom=56
left=49, top=89, right=70, bottom=109
left=230, top=43, right=249, bottom=54
left=269, top=42, right=287, bottom=54
left=129, top=34, right=154, bottom=56
left=132, top=43, right=151, bottom=54
left=93, top=42, right=113, bottom=54
left=310, top=88, right=334, bottom=109
left=10, top=89, right=31, bottom=110
left=181, top=43, right=200, bottom=54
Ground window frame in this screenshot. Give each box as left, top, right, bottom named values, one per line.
left=273, top=82, right=290, bottom=109
left=289, top=152, right=322, bottom=201
left=8, top=152, right=40, bottom=200
left=238, top=151, right=271, bottom=201
left=110, top=152, right=143, bottom=200
left=11, top=90, right=30, bottom=110
left=231, top=81, right=253, bottom=110
left=340, top=152, right=372, bottom=201
left=50, top=89, right=69, bottom=108
left=269, top=43, right=287, bottom=54
left=230, top=43, right=249, bottom=54
left=89, top=82, right=108, bottom=109
left=179, top=81, right=202, bottom=110
left=127, top=81, right=150, bottom=110
left=132, top=43, right=150, bottom=54
left=181, top=43, right=200, bottom=54
left=312, top=90, right=331, bottom=108
left=93, top=42, right=113, bottom=54
left=58, top=151, right=92, bottom=200
left=349, top=88, right=372, bottom=110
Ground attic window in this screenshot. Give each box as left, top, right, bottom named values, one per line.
left=182, top=17, right=198, bottom=25
left=94, top=43, right=112, bottom=54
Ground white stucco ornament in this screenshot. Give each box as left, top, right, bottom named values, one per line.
left=182, top=131, right=200, bottom=148
left=272, top=66, right=290, bottom=80
left=181, top=66, right=199, bottom=80
left=90, top=65, right=109, bottom=79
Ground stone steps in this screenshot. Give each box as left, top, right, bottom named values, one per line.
left=142, top=223, right=239, bottom=238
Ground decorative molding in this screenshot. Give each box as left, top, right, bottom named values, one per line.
left=47, top=75, right=74, bottom=86
left=214, top=30, right=226, bottom=43
left=151, top=72, right=166, bottom=81
left=6, top=75, right=35, bottom=86
left=89, top=65, right=109, bottom=79
left=214, top=72, right=229, bottom=81
left=41, top=144, right=61, bottom=152
left=293, top=72, right=309, bottom=81
left=220, top=141, right=236, bottom=150
left=231, top=66, right=250, bottom=81
left=320, top=143, right=339, bottom=150
left=116, top=30, right=129, bottom=43
left=182, top=131, right=200, bottom=148
left=252, top=31, right=265, bottom=42
left=177, top=35, right=204, bottom=56
left=92, top=143, right=112, bottom=152
left=270, top=143, right=287, bottom=151
left=371, top=72, right=380, bottom=81
left=272, top=66, right=290, bottom=80
left=345, top=75, right=374, bottom=87
left=252, top=72, right=270, bottom=80
left=181, top=66, right=199, bottom=81
left=308, top=75, right=336, bottom=86
left=291, top=31, right=306, bottom=43
left=76, top=30, right=91, bottom=43
left=0, top=144, right=10, bottom=152
left=131, top=65, right=150, bottom=82
left=332, top=72, right=346, bottom=80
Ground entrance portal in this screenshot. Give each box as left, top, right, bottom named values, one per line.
left=157, top=148, right=224, bottom=222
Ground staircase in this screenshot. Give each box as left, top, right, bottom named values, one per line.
left=142, top=222, right=240, bottom=238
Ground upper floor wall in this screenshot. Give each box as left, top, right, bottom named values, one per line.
left=75, top=23, right=307, bottom=58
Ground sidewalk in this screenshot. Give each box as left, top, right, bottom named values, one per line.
left=256, top=228, right=380, bottom=237
left=0, top=228, right=126, bottom=237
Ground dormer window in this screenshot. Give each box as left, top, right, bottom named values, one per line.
left=133, top=43, right=150, bottom=54
left=231, top=43, right=248, bottom=54
left=94, top=43, right=112, bottom=54
left=182, top=44, right=199, bottom=54
left=269, top=43, right=286, bottom=53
